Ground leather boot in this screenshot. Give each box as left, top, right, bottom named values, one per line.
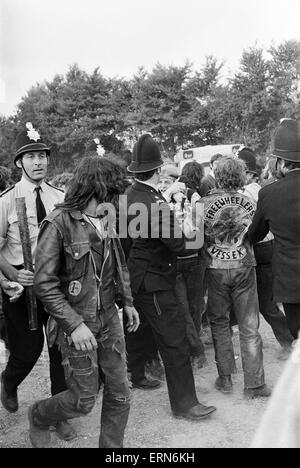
left=56, top=420, right=77, bottom=441
left=215, top=375, right=233, bottom=394
left=1, top=372, right=18, bottom=413
left=28, top=404, right=51, bottom=448
left=173, top=403, right=217, bottom=421
left=132, top=377, right=161, bottom=390
left=244, top=384, right=272, bottom=399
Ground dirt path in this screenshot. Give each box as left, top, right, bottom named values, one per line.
left=0, top=320, right=286, bottom=448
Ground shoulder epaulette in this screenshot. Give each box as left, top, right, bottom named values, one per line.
left=0, top=185, right=15, bottom=198
left=45, top=181, right=64, bottom=193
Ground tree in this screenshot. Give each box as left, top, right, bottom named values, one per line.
left=268, top=40, right=300, bottom=122
left=1, top=41, right=300, bottom=173
left=226, top=46, right=271, bottom=151
left=0, top=115, right=19, bottom=173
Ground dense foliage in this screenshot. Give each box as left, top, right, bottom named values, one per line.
left=1, top=41, right=299, bottom=180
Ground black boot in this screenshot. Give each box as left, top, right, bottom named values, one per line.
left=0, top=372, right=18, bottom=413
left=215, top=375, right=233, bottom=394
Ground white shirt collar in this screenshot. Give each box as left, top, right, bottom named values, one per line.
left=20, top=176, right=46, bottom=193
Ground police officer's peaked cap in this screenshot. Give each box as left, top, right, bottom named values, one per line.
left=14, top=123, right=50, bottom=165
left=127, top=134, right=164, bottom=173
left=237, top=147, right=258, bottom=174
left=273, top=118, right=300, bottom=162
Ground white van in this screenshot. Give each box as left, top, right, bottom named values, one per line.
left=174, top=144, right=241, bottom=174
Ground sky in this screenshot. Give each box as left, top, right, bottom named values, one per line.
left=1, top=0, right=300, bottom=116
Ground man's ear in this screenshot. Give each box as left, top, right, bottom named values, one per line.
left=15, top=158, right=22, bottom=169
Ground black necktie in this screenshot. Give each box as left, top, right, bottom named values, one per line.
left=35, top=187, right=47, bottom=224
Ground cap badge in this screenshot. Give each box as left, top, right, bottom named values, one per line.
left=26, top=122, right=41, bottom=142
left=94, top=138, right=105, bottom=157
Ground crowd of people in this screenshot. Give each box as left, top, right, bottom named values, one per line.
left=0, top=117, right=299, bottom=448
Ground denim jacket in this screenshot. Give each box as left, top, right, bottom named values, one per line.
left=34, top=209, right=133, bottom=340
left=201, top=189, right=256, bottom=269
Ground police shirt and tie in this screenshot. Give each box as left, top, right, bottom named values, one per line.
left=0, top=177, right=64, bottom=267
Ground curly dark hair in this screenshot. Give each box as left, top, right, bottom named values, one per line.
left=99, top=157, right=129, bottom=206
left=181, top=161, right=204, bottom=192
left=56, top=157, right=128, bottom=212
left=215, top=157, right=246, bottom=191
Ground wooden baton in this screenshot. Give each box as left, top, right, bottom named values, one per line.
left=15, top=197, right=38, bottom=331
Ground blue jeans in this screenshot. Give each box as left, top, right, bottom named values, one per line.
left=34, top=307, right=130, bottom=448
left=207, top=267, right=265, bottom=389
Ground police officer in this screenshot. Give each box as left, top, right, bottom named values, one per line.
left=238, top=148, right=294, bottom=356
left=124, top=134, right=216, bottom=420
left=0, top=123, right=75, bottom=440
left=248, top=119, right=300, bottom=340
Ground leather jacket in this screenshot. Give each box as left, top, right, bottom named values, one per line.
left=34, top=209, right=133, bottom=338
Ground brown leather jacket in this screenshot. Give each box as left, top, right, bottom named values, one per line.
left=34, top=209, right=133, bottom=339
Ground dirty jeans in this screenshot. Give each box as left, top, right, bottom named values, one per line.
left=207, top=267, right=265, bottom=389
left=34, top=307, right=130, bottom=448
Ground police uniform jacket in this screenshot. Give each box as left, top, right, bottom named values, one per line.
left=124, top=181, right=192, bottom=294
left=248, top=170, right=300, bottom=303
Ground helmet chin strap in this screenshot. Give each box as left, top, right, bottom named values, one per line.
left=20, top=160, right=38, bottom=183
left=19, top=158, right=47, bottom=184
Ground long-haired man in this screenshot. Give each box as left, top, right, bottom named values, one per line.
left=29, top=156, right=139, bottom=448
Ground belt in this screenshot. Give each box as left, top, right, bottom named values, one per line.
left=177, top=253, right=199, bottom=259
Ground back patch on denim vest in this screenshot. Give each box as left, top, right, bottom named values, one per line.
left=205, top=193, right=256, bottom=262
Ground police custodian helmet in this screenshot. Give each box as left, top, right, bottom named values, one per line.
left=127, top=134, right=164, bottom=173
left=273, top=118, right=300, bottom=162
left=14, top=122, right=50, bottom=165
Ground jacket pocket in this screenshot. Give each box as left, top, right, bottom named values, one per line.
left=8, top=212, right=39, bottom=244
left=62, top=346, right=99, bottom=407
left=64, top=242, right=90, bottom=279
